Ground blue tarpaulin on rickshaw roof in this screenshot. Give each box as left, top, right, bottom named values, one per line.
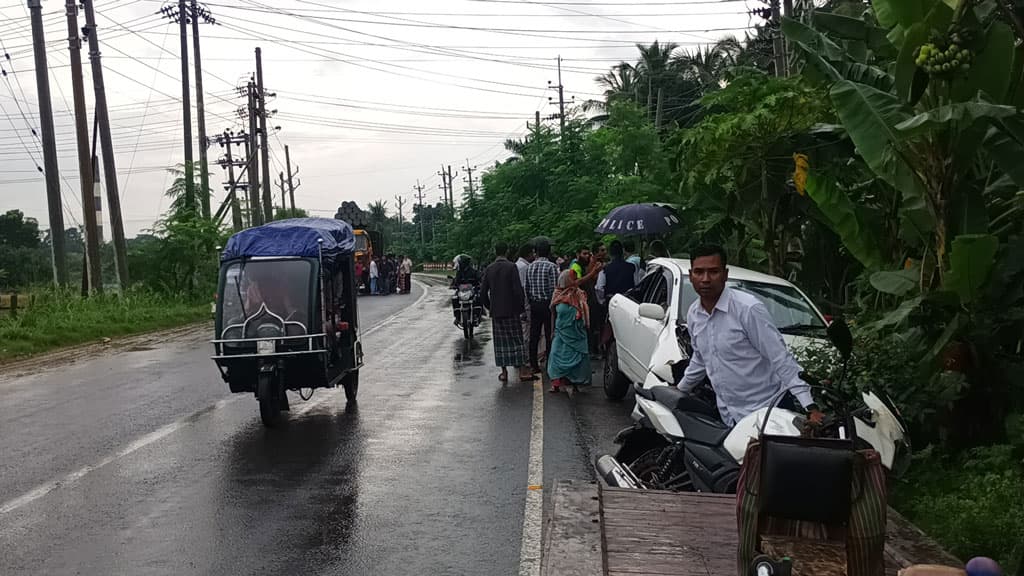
left=221, top=218, right=355, bottom=266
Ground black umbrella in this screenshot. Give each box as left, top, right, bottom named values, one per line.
left=595, top=203, right=680, bottom=236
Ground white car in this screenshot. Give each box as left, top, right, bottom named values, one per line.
left=603, top=258, right=830, bottom=399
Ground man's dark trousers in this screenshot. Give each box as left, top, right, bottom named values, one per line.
left=529, top=300, right=552, bottom=370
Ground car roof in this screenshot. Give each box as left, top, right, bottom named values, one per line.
left=651, top=257, right=797, bottom=288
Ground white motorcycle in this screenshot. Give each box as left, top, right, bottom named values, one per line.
left=595, top=320, right=911, bottom=492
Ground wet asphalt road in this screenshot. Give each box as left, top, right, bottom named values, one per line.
left=0, top=278, right=633, bottom=576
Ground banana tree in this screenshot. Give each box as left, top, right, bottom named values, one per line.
left=785, top=0, right=1024, bottom=443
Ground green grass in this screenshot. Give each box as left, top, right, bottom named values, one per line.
left=892, top=433, right=1024, bottom=571
left=0, top=289, right=209, bottom=361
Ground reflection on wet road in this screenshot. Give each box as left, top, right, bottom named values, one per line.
left=0, top=279, right=633, bottom=575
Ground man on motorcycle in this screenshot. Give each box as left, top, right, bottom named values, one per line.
left=676, top=244, right=824, bottom=427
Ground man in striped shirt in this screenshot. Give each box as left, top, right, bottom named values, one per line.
left=526, top=241, right=559, bottom=372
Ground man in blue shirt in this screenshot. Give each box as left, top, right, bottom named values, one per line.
left=677, top=244, right=824, bottom=426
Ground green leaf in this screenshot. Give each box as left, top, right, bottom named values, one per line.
left=953, top=21, right=1015, bottom=103
left=865, top=295, right=924, bottom=332
left=873, top=0, right=932, bottom=31
left=894, top=101, right=1017, bottom=139
left=829, top=80, right=923, bottom=199
left=871, top=268, right=921, bottom=295
left=983, top=125, right=1024, bottom=188
left=839, top=62, right=895, bottom=92
left=921, top=312, right=965, bottom=367
left=782, top=17, right=847, bottom=62
left=812, top=12, right=868, bottom=40
left=894, top=23, right=930, bottom=103
left=943, top=234, right=1000, bottom=304
left=804, top=171, right=885, bottom=269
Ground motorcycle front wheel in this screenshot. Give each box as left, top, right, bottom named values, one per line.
left=463, top=322, right=474, bottom=340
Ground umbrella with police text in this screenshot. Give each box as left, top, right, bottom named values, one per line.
left=594, top=203, right=680, bottom=236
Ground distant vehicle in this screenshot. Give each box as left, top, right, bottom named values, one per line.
left=212, top=218, right=363, bottom=427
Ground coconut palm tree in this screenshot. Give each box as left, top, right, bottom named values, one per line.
left=634, top=40, right=680, bottom=109
left=671, top=37, right=744, bottom=94
left=368, top=200, right=388, bottom=231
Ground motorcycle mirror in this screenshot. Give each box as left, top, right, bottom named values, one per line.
left=826, top=318, right=854, bottom=360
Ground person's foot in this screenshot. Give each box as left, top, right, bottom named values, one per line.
left=531, top=365, right=542, bottom=375
left=498, top=369, right=509, bottom=382
left=518, top=370, right=537, bottom=381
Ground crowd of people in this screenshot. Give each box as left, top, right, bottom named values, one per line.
left=356, top=254, right=413, bottom=296
left=478, top=238, right=661, bottom=393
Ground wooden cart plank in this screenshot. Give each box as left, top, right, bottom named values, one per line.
left=540, top=480, right=603, bottom=576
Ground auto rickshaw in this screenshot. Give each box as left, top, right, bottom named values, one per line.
left=211, top=218, right=363, bottom=427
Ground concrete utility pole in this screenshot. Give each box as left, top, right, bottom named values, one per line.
left=255, top=48, right=272, bottom=224
left=190, top=1, right=215, bottom=218
left=462, top=159, right=478, bottom=201
left=770, top=0, right=787, bottom=77
left=83, top=0, right=129, bottom=289
left=216, top=130, right=244, bottom=230
left=160, top=1, right=195, bottom=213
left=534, top=110, right=540, bottom=130
left=284, top=145, right=296, bottom=210
left=447, top=164, right=457, bottom=208
left=437, top=165, right=449, bottom=208
left=246, top=81, right=262, bottom=226
left=394, top=194, right=406, bottom=245
left=279, top=172, right=287, bottom=213
left=65, top=0, right=102, bottom=294
left=28, top=0, right=68, bottom=286
left=547, top=55, right=568, bottom=133
left=413, top=180, right=425, bottom=244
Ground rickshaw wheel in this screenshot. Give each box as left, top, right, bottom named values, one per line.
left=258, top=372, right=282, bottom=427
left=343, top=371, right=359, bottom=403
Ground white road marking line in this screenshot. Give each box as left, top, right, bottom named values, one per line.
left=519, top=378, right=544, bottom=576
left=0, top=398, right=233, bottom=516
left=0, top=286, right=433, bottom=517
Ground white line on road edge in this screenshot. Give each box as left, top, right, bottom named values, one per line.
left=0, top=284, right=434, bottom=517
left=519, top=378, right=544, bottom=576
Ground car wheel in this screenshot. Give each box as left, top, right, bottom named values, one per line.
left=602, top=341, right=631, bottom=401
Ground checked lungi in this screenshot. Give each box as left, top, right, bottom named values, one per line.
left=492, top=316, right=528, bottom=368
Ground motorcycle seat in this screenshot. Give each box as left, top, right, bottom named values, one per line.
left=673, top=410, right=731, bottom=446
left=649, top=385, right=687, bottom=407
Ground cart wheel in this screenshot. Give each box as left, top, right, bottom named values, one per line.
left=343, top=371, right=359, bottom=403
left=258, top=372, right=281, bottom=428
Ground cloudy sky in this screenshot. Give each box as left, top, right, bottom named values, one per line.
left=0, top=0, right=755, bottom=237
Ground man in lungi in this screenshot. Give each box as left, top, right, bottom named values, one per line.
left=480, top=241, right=536, bottom=383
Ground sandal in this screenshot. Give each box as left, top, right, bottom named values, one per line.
left=498, top=372, right=508, bottom=382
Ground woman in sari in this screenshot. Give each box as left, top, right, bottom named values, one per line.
left=547, top=269, right=591, bottom=393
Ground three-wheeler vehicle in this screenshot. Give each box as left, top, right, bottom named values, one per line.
left=212, top=218, right=363, bottom=427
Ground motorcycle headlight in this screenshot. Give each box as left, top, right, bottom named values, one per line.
left=458, top=289, right=474, bottom=300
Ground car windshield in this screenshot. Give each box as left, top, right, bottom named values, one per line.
left=219, top=259, right=313, bottom=335
left=680, top=278, right=824, bottom=330
left=354, top=234, right=369, bottom=253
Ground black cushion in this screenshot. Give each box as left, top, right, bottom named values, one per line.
left=759, top=435, right=854, bottom=525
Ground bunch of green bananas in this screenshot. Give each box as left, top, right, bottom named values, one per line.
left=915, top=41, right=973, bottom=76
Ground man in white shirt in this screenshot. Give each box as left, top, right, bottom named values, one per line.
left=677, top=244, right=823, bottom=427
left=400, top=256, right=413, bottom=294
left=369, top=258, right=380, bottom=295
left=515, top=243, right=534, bottom=342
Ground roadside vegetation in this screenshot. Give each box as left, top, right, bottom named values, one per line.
left=368, top=0, right=1024, bottom=567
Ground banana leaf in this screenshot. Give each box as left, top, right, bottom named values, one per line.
left=870, top=268, right=920, bottom=295
left=895, top=101, right=1017, bottom=139
left=804, top=171, right=885, bottom=269
left=943, top=233, right=1000, bottom=304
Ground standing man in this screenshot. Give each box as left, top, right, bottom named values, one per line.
left=585, top=241, right=607, bottom=356
left=596, top=240, right=636, bottom=305
left=369, top=257, right=380, bottom=295
left=481, top=242, right=534, bottom=383
left=526, top=240, right=560, bottom=373
left=676, top=244, right=824, bottom=426
left=623, top=239, right=644, bottom=284
left=401, top=255, right=413, bottom=294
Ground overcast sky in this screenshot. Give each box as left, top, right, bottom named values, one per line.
left=0, top=0, right=755, bottom=237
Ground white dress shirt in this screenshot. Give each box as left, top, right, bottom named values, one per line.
left=595, top=270, right=607, bottom=305
left=677, top=286, right=813, bottom=426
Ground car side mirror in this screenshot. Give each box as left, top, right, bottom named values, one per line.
left=826, top=318, right=853, bottom=361
left=639, top=303, right=666, bottom=322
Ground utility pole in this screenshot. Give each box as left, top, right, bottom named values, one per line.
left=160, top=1, right=195, bottom=213
left=245, top=80, right=262, bottom=226
left=65, top=0, right=101, bottom=293
left=437, top=165, right=449, bottom=208
left=190, top=1, right=215, bottom=217
left=547, top=55, right=567, bottom=133
left=29, top=0, right=68, bottom=286
left=534, top=110, right=540, bottom=130
left=82, top=0, right=129, bottom=289
left=447, top=164, right=457, bottom=208
left=215, top=130, right=244, bottom=230
left=770, top=0, right=787, bottom=77
left=655, top=87, right=664, bottom=130
left=462, top=159, right=478, bottom=201
left=394, top=194, right=406, bottom=246
left=279, top=172, right=287, bottom=213
left=413, top=180, right=425, bottom=244
left=255, top=47, right=272, bottom=224
left=284, top=145, right=296, bottom=210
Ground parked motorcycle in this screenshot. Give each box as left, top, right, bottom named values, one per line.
left=595, top=320, right=911, bottom=492
left=450, top=282, right=484, bottom=340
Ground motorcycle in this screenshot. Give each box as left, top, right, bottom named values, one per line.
left=595, top=320, right=911, bottom=492
left=450, top=281, right=484, bottom=340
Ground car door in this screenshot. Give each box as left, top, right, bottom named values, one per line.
left=633, top=266, right=672, bottom=371
left=609, top=272, right=658, bottom=382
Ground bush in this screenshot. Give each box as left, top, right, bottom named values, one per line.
left=0, top=288, right=208, bottom=360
